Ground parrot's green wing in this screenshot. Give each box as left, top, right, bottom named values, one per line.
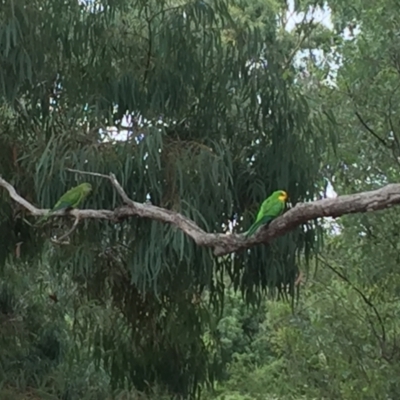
left=245, top=215, right=275, bottom=238
left=52, top=185, right=89, bottom=211
left=38, top=183, right=92, bottom=224
left=245, top=190, right=287, bottom=238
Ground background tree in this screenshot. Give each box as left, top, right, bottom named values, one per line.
left=205, top=1, right=400, bottom=399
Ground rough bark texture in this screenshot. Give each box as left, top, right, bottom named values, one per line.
left=1, top=173, right=400, bottom=256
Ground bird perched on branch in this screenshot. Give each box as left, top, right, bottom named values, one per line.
left=245, top=190, right=288, bottom=237
left=38, top=182, right=92, bottom=224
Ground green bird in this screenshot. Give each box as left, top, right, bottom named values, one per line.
left=245, top=190, right=288, bottom=237
left=38, top=182, right=92, bottom=224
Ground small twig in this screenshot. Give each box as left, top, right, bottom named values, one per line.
left=319, top=256, right=386, bottom=344
left=66, top=168, right=136, bottom=208
left=355, top=111, right=390, bottom=148
left=66, top=168, right=110, bottom=180
left=15, top=242, right=22, bottom=258
left=344, top=82, right=385, bottom=147
left=109, top=173, right=137, bottom=208
left=294, top=270, right=304, bottom=287
left=51, top=215, right=81, bottom=245
left=284, top=15, right=315, bottom=70
left=143, top=4, right=152, bottom=85
left=388, top=85, right=400, bottom=158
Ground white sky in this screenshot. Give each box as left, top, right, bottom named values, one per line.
left=285, top=0, right=333, bottom=31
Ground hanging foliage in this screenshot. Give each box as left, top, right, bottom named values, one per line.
left=0, top=0, right=334, bottom=396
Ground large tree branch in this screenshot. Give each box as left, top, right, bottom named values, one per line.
left=2, top=174, right=400, bottom=257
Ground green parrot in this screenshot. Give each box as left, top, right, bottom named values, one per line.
left=245, top=190, right=288, bottom=237
left=38, top=182, right=92, bottom=223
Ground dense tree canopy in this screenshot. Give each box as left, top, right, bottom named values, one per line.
left=2, top=0, right=400, bottom=398
left=0, top=0, right=338, bottom=396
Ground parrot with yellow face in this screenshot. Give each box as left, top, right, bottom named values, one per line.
left=245, top=190, right=288, bottom=237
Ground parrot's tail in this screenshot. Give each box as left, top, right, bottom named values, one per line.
left=36, top=205, right=71, bottom=227
left=245, top=215, right=274, bottom=238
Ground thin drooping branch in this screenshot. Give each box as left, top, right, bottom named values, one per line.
left=318, top=256, right=386, bottom=345
left=355, top=111, right=390, bottom=148
left=2, top=173, right=400, bottom=257
left=51, top=216, right=81, bottom=245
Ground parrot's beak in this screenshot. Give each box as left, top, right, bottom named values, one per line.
left=282, top=191, right=291, bottom=208
left=279, top=191, right=288, bottom=202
